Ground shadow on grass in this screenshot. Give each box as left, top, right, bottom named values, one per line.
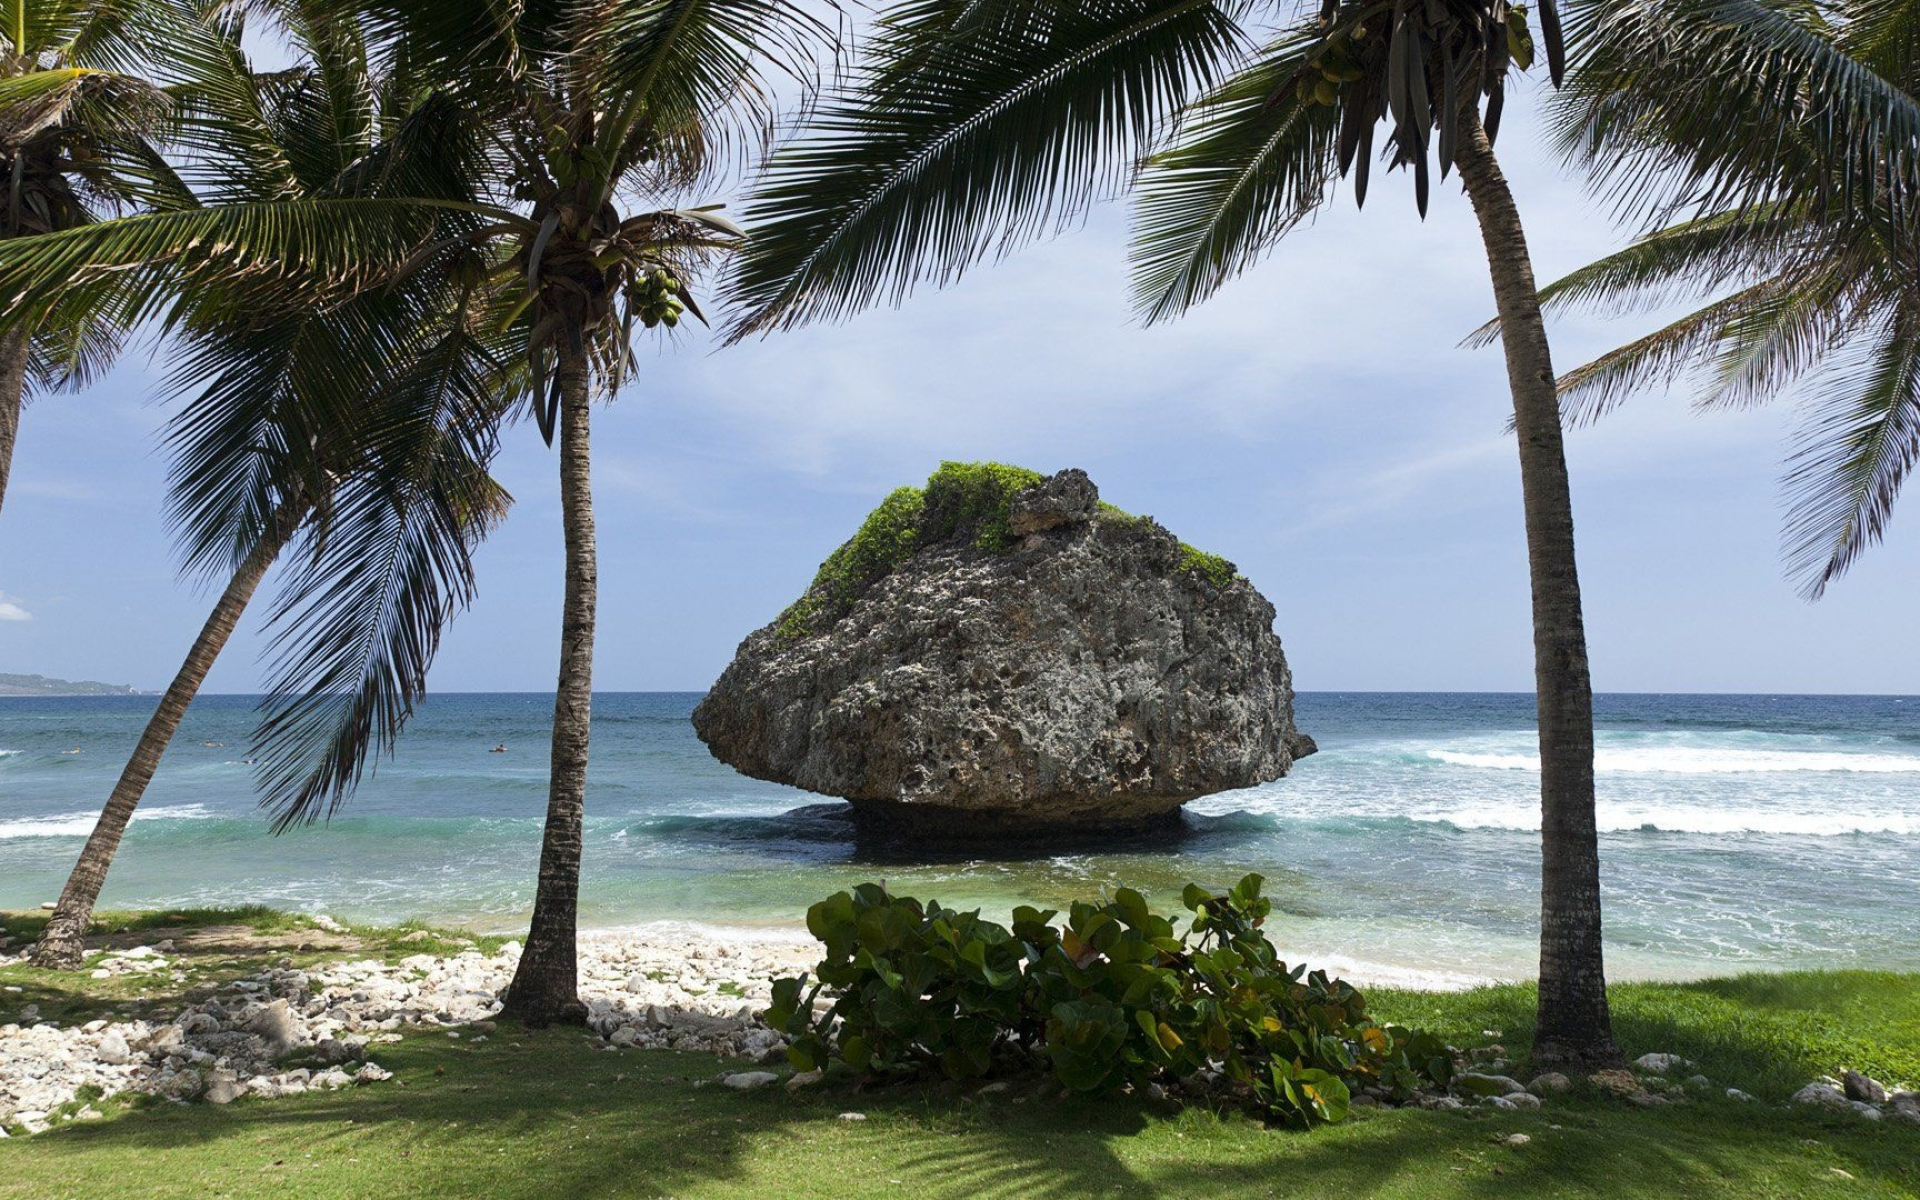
left=13, top=1023, right=1917, bottom=1200
left=0, top=926, right=344, bottom=1026
left=0, top=909, right=504, bottom=1027
left=15, top=1035, right=1161, bottom=1199
left=1375, top=971, right=1920, bottom=1102
left=0, top=906, right=303, bottom=944
left=8, top=962, right=1919, bottom=1197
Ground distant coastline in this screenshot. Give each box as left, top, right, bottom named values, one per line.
left=0, top=673, right=145, bottom=698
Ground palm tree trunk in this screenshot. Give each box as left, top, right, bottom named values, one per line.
left=30, top=503, right=302, bottom=968
left=502, top=339, right=595, bottom=1027
left=0, top=325, right=29, bottom=521
left=1452, top=111, right=1619, bottom=1068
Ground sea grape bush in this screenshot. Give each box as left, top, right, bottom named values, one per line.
left=765, top=875, right=1453, bottom=1125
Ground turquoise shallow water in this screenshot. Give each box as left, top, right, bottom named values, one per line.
left=1, top=691, right=1915, bottom=986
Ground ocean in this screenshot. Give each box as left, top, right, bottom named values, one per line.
left=1, top=691, right=1915, bottom=988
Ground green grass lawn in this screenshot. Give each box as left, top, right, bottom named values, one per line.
left=2, top=912, right=1915, bottom=1199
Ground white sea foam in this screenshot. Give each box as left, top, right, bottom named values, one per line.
left=1260, top=947, right=1495, bottom=991
left=0, top=803, right=219, bottom=840
left=592, top=918, right=823, bottom=948
left=1409, top=805, right=1916, bottom=837
left=1428, top=745, right=1920, bottom=775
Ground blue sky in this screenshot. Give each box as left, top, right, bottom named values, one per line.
left=1, top=84, right=1916, bottom=695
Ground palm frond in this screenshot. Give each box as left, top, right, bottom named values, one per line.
left=1543, top=0, right=1920, bottom=595
left=342, top=0, right=532, bottom=82
left=24, top=276, right=134, bottom=395
left=1463, top=205, right=1809, bottom=352
left=1553, top=276, right=1792, bottom=424
left=1131, top=29, right=1342, bottom=322
left=1782, top=303, right=1920, bottom=597
left=0, top=198, right=505, bottom=327
left=0, top=0, right=165, bottom=75
left=0, top=68, right=161, bottom=144
left=252, top=310, right=513, bottom=828
left=724, top=0, right=1250, bottom=337
left=279, top=0, right=378, bottom=183
left=160, top=286, right=414, bottom=577
left=1838, top=0, right=1920, bottom=94
left=1694, top=261, right=1863, bottom=410
left=120, top=7, right=524, bottom=824
left=163, top=25, right=336, bottom=203
left=1555, top=0, right=1920, bottom=222
left=75, top=122, right=200, bottom=213
left=1546, top=207, right=1810, bottom=316
left=592, top=0, right=830, bottom=191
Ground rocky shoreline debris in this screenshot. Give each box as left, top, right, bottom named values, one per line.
left=1, top=926, right=813, bottom=1135
left=1789, top=1069, right=1919, bottom=1123
left=1411, top=1043, right=1920, bottom=1124
left=6, top=927, right=1914, bottom=1137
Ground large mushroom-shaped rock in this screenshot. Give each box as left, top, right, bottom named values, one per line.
left=693, top=464, right=1313, bottom=836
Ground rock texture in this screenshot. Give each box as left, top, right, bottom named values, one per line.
left=1, top=929, right=814, bottom=1134
left=694, top=468, right=1311, bottom=835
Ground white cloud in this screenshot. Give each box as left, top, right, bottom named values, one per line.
left=0, top=592, right=31, bottom=621
left=1298, top=435, right=1516, bottom=531
left=7, top=75, right=1918, bottom=694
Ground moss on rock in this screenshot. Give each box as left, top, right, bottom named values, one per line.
left=1178, top=544, right=1238, bottom=588
left=775, top=462, right=1237, bottom=641
left=920, top=461, right=1045, bottom=552
left=776, top=486, right=925, bottom=641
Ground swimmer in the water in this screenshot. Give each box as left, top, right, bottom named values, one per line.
left=491, top=744, right=506, bottom=753
left=63, top=747, right=82, bottom=755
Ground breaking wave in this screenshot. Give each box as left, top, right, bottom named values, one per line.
left=1405, top=805, right=1915, bottom=837
left=1426, top=743, right=1920, bottom=775
left=0, top=803, right=220, bottom=840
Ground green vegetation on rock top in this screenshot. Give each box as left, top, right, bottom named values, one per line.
left=776, top=486, right=927, bottom=640
left=774, top=463, right=1238, bottom=641
left=920, top=461, right=1045, bottom=553
left=1177, top=544, right=1237, bottom=588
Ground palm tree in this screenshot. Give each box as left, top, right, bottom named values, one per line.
left=28, top=4, right=511, bottom=968
left=0, top=0, right=817, bottom=1019
left=727, top=0, right=1619, bottom=1063
left=0, top=0, right=185, bottom=518
left=287, top=0, right=825, bottom=1024
left=1536, top=0, right=1920, bottom=598
left=30, top=499, right=303, bottom=968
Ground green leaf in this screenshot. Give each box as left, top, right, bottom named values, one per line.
left=787, top=878, right=1450, bottom=1122
left=840, top=1034, right=870, bottom=1069
left=1132, top=27, right=1338, bottom=323
left=725, top=0, right=1246, bottom=338
left=1112, top=887, right=1152, bottom=929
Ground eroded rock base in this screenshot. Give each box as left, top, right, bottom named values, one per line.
left=847, top=797, right=1189, bottom=843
